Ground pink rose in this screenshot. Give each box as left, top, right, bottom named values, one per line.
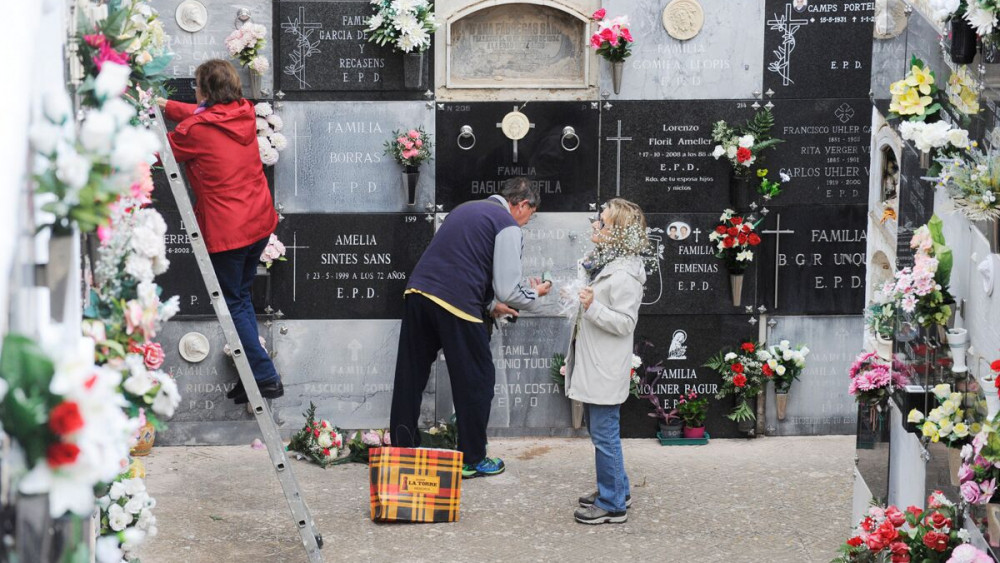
left=404, top=141, right=414, bottom=150
left=143, top=343, right=165, bottom=370
left=415, top=139, right=423, bottom=147
left=408, top=129, right=420, bottom=139
left=621, top=27, right=633, bottom=42
left=401, top=149, right=418, bottom=159
left=599, top=27, right=617, bottom=44
left=396, top=137, right=406, bottom=144
left=590, top=34, right=603, bottom=49
left=961, top=480, right=982, bottom=504
left=592, top=8, right=606, bottom=20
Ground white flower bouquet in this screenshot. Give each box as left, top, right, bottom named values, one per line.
left=935, top=138, right=1000, bottom=221
left=225, top=23, right=269, bottom=75
left=366, top=0, right=439, bottom=53
left=254, top=102, right=286, bottom=166
left=287, top=403, right=345, bottom=468
left=98, top=474, right=158, bottom=561
left=906, top=383, right=973, bottom=448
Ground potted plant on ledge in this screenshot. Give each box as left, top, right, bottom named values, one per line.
left=384, top=127, right=433, bottom=206
left=676, top=392, right=708, bottom=439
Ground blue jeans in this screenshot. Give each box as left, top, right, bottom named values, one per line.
left=585, top=403, right=630, bottom=513
left=209, top=236, right=279, bottom=384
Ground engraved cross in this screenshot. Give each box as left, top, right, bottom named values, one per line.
left=284, top=231, right=311, bottom=302
left=605, top=120, right=633, bottom=197
left=760, top=213, right=796, bottom=309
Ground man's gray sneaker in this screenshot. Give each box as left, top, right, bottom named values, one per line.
left=574, top=505, right=628, bottom=525
left=578, top=491, right=632, bottom=509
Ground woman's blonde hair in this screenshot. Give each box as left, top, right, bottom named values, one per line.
left=603, top=198, right=649, bottom=250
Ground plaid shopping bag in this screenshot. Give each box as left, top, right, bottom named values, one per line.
left=369, top=446, right=463, bottom=523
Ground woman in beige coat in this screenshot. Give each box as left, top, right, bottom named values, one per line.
left=564, top=199, right=649, bottom=525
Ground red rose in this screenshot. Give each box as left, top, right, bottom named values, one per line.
left=723, top=237, right=735, bottom=248
left=741, top=342, right=755, bottom=353
left=715, top=225, right=727, bottom=234
left=731, top=217, right=743, bottom=225
left=128, top=340, right=145, bottom=354
left=906, top=505, right=922, bottom=519
left=733, top=373, right=747, bottom=387
left=991, top=359, right=1000, bottom=372
left=621, top=27, right=633, bottom=42
left=49, top=402, right=84, bottom=436
left=748, top=233, right=761, bottom=245
left=591, top=8, right=606, bottom=20
left=875, top=521, right=898, bottom=543
left=846, top=536, right=863, bottom=547
left=889, top=541, right=910, bottom=562
left=922, top=530, right=948, bottom=552
left=860, top=517, right=875, bottom=532
left=731, top=363, right=744, bottom=373
left=727, top=226, right=740, bottom=237
left=885, top=506, right=905, bottom=527
left=738, top=234, right=748, bottom=245
left=143, top=342, right=165, bottom=370
left=736, top=147, right=752, bottom=163
left=866, top=533, right=888, bottom=552
left=761, top=364, right=774, bottom=377
left=928, top=512, right=951, bottom=529
left=47, top=442, right=80, bottom=467
left=741, top=223, right=751, bottom=233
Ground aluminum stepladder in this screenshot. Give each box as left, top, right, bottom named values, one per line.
left=149, top=106, right=323, bottom=562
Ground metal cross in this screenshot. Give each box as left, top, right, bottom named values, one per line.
left=284, top=231, right=310, bottom=302
left=760, top=213, right=796, bottom=309
left=605, top=120, right=633, bottom=196
left=496, top=106, right=534, bottom=163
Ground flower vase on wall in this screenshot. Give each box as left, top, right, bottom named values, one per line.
left=729, top=271, right=744, bottom=307
left=571, top=399, right=584, bottom=429
left=403, top=51, right=425, bottom=90
left=402, top=165, right=419, bottom=206
left=248, top=71, right=263, bottom=99
left=611, top=61, right=624, bottom=94
left=729, top=173, right=751, bottom=212
left=775, top=392, right=788, bottom=420
left=951, top=17, right=978, bottom=64
left=875, top=334, right=893, bottom=361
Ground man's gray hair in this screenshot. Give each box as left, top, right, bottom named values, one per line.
left=501, top=177, right=540, bottom=208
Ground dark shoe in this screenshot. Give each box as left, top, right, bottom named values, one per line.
left=578, top=491, right=632, bottom=509
left=574, top=505, right=627, bottom=524
left=226, top=379, right=245, bottom=399
left=461, top=457, right=505, bottom=479
left=233, top=380, right=284, bottom=404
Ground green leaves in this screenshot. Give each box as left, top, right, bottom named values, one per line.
left=927, top=215, right=953, bottom=288
left=0, top=334, right=57, bottom=468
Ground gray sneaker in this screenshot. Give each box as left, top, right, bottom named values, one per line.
left=578, top=491, right=632, bottom=509
left=574, top=505, right=627, bottom=524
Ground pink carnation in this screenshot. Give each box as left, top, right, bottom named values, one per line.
left=408, top=129, right=420, bottom=139
left=93, top=42, right=129, bottom=71
left=591, top=8, right=606, bottom=20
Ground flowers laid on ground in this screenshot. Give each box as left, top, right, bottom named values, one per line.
left=711, top=108, right=782, bottom=179
left=226, top=22, right=269, bottom=75
left=344, top=428, right=392, bottom=463
left=0, top=333, right=137, bottom=517
left=287, top=403, right=345, bottom=468
left=676, top=392, right=708, bottom=429
left=550, top=353, right=566, bottom=388
left=889, top=56, right=942, bottom=121
left=833, top=492, right=970, bottom=562
left=947, top=65, right=981, bottom=116
left=847, top=351, right=910, bottom=406
left=906, top=383, right=973, bottom=448
left=419, top=417, right=458, bottom=449
left=706, top=340, right=767, bottom=422
left=384, top=127, right=433, bottom=169
left=709, top=209, right=762, bottom=274
left=588, top=9, right=634, bottom=62
left=98, top=473, right=158, bottom=560
left=259, top=234, right=287, bottom=269
left=764, top=340, right=809, bottom=394
left=881, top=217, right=954, bottom=327
left=255, top=102, right=287, bottom=166
left=366, top=0, right=438, bottom=53
left=935, top=138, right=1000, bottom=221
left=957, top=421, right=1000, bottom=506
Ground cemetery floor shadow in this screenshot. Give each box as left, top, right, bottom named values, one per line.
left=140, top=435, right=853, bottom=562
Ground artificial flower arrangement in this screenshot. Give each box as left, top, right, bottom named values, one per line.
left=709, top=209, right=762, bottom=274
left=550, top=353, right=566, bottom=388
left=705, top=340, right=767, bottom=423
left=255, top=102, right=287, bottom=166
left=627, top=354, right=643, bottom=398
left=958, top=419, right=1000, bottom=506
left=287, top=403, right=345, bottom=468
left=676, top=391, right=708, bottom=429
left=881, top=217, right=954, bottom=328
left=589, top=8, right=634, bottom=62
left=907, top=383, right=973, bottom=448
left=0, top=333, right=137, bottom=518
left=947, top=65, right=981, bottom=116
left=384, top=127, right=433, bottom=169
left=889, top=56, right=943, bottom=122
left=847, top=351, right=911, bottom=406
left=763, top=340, right=810, bottom=394
left=366, top=0, right=438, bottom=53
left=344, top=428, right=392, bottom=463
left=711, top=108, right=783, bottom=179
left=755, top=168, right=790, bottom=199
left=832, top=492, right=977, bottom=562
left=260, top=233, right=287, bottom=269
left=418, top=417, right=458, bottom=450
left=226, top=22, right=270, bottom=76
left=29, top=65, right=160, bottom=235
left=935, top=136, right=1000, bottom=221
left=98, top=474, right=158, bottom=561
left=76, top=0, right=173, bottom=110
left=864, top=292, right=897, bottom=341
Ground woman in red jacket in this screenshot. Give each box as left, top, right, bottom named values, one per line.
left=158, top=59, right=282, bottom=403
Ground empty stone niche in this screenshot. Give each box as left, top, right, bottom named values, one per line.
left=436, top=0, right=599, bottom=100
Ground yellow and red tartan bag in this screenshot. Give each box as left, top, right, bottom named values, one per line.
left=368, top=446, right=463, bottom=523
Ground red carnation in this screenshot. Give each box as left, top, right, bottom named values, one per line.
left=723, top=237, right=735, bottom=248
left=733, top=373, right=747, bottom=387
left=748, top=233, right=761, bottom=245
left=47, top=442, right=81, bottom=467
left=846, top=537, right=863, bottom=547
left=323, top=448, right=331, bottom=457
left=731, top=217, right=743, bottom=225
left=143, top=342, right=165, bottom=370
left=741, top=342, right=755, bottom=353
left=761, top=364, right=774, bottom=377
left=715, top=225, right=727, bottom=234
left=921, top=530, right=948, bottom=552
left=741, top=223, right=751, bottom=232
left=49, top=402, right=84, bottom=436
left=991, top=359, right=1000, bottom=372
left=731, top=363, right=744, bottom=373
left=738, top=234, right=748, bottom=245
left=736, top=147, right=752, bottom=163
left=861, top=517, right=875, bottom=532
left=727, top=226, right=740, bottom=237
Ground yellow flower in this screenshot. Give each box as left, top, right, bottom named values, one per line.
left=938, top=419, right=954, bottom=437
left=953, top=422, right=970, bottom=438
left=905, top=64, right=935, bottom=95
left=890, top=79, right=909, bottom=96
left=907, top=409, right=925, bottom=423
left=972, top=422, right=984, bottom=434
left=756, top=169, right=768, bottom=178
left=921, top=420, right=939, bottom=440
left=894, top=87, right=933, bottom=116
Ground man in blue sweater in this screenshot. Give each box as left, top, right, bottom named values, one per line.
left=389, top=177, right=552, bottom=478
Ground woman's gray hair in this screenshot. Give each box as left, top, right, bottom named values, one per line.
left=501, top=177, right=540, bottom=209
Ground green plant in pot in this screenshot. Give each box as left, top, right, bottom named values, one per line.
left=676, top=392, right=708, bottom=439
left=634, top=369, right=682, bottom=438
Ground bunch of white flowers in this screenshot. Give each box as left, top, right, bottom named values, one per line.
left=255, top=102, right=287, bottom=166
left=121, top=353, right=181, bottom=419
left=906, top=383, right=971, bottom=447
left=929, top=0, right=961, bottom=24
left=97, top=475, right=158, bottom=563
left=366, top=0, right=439, bottom=53
left=899, top=120, right=969, bottom=153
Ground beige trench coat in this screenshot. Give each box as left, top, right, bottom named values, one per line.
left=564, top=256, right=645, bottom=406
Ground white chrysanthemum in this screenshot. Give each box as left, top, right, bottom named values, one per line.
left=392, top=0, right=419, bottom=13
left=55, top=146, right=92, bottom=191
left=255, top=102, right=273, bottom=117
left=257, top=135, right=271, bottom=149
left=152, top=375, right=180, bottom=418
left=269, top=132, right=288, bottom=151
left=965, top=3, right=997, bottom=35
left=397, top=33, right=419, bottom=52
left=266, top=114, right=284, bottom=130
left=407, top=25, right=429, bottom=48
left=367, top=13, right=385, bottom=31
left=108, top=504, right=133, bottom=532
left=94, top=62, right=132, bottom=100
left=393, top=12, right=420, bottom=32
left=260, top=145, right=279, bottom=166
left=317, top=432, right=334, bottom=448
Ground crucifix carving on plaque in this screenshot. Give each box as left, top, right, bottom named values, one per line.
left=280, top=6, right=323, bottom=89
left=497, top=106, right=534, bottom=163
left=760, top=213, right=795, bottom=309
left=285, top=231, right=310, bottom=302
left=605, top=120, right=633, bottom=196
left=290, top=121, right=311, bottom=196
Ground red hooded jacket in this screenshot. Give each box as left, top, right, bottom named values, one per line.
left=165, top=99, right=278, bottom=253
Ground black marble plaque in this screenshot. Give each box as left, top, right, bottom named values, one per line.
left=156, top=210, right=212, bottom=316
left=276, top=1, right=428, bottom=96
left=771, top=98, right=872, bottom=206
left=270, top=213, right=432, bottom=319
left=895, top=143, right=933, bottom=270
left=621, top=315, right=757, bottom=439
left=643, top=213, right=758, bottom=315
left=756, top=205, right=867, bottom=314
left=598, top=100, right=758, bottom=214
left=763, top=0, right=875, bottom=99
left=435, top=101, right=599, bottom=212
